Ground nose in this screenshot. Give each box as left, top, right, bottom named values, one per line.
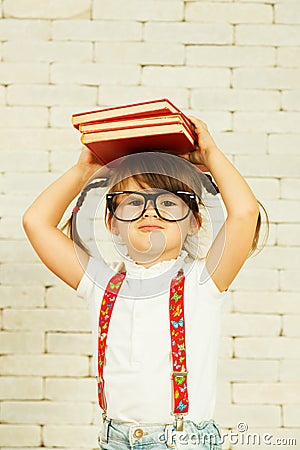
left=142, top=200, right=158, bottom=217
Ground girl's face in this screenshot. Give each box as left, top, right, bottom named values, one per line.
left=109, top=178, right=199, bottom=267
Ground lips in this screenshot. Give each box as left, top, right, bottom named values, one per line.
left=138, top=223, right=164, bottom=231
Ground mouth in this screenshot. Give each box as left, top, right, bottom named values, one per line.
left=138, top=225, right=164, bottom=231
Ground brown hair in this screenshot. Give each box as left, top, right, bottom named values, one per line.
left=60, top=152, right=269, bottom=259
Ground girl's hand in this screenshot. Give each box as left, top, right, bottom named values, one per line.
left=180, top=116, right=219, bottom=170
left=76, top=146, right=104, bottom=170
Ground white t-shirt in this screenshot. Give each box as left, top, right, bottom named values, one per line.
left=76, top=249, right=229, bottom=424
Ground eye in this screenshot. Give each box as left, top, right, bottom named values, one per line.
left=128, top=199, right=143, bottom=206
left=162, top=200, right=176, bottom=207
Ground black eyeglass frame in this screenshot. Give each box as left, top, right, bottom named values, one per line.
left=106, top=190, right=199, bottom=222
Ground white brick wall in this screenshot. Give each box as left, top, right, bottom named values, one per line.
left=1, top=0, right=299, bottom=449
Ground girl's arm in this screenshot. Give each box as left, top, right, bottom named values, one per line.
left=182, top=117, right=260, bottom=293
left=22, top=149, right=103, bottom=290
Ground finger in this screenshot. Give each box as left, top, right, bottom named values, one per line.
left=188, top=116, right=208, bottom=129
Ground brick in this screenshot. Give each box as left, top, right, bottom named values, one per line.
left=46, top=332, right=93, bottom=354
left=244, top=178, right=280, bottom=199
left=283, top=405, right=300, bottom=427
left=45, top=377, right=96, bottom=401
left=185, top=3, right=272, bottom=24
left=7, top=84, right=97, bottom=106
left=3, top=308, right=91, bottom=331
left=282, top=89, right=300, bottom=110
left=50, top=150, right=81, bottom=174
left=93, top=0, right=183, bottom=21
left=280, top=270, right=300, bottom=292
left=221, top=313, right=281, bottom=337
left=186, top=45, right=275, bottom=67
left=1, top=172, right=57, bottom=194
left=233, top=68, right=300, bottom=89
left=191, top=88, right=280, bottom=111
left=3, top=0, right=91, bottom=19
left=0, top=355, right=89, bottom=376
left=0, top=19, right=50, bottom=40
left=0, top=107, right=48, bottom=127
left=142, top=66, right=230, bottom=88
left=236, top=24, right=300, bottom=46
left=269, top=133, right=300, bottom=154
left=51, top=62, right=140, bottom=85
left=0, top=425, right=41, bottom=446
left=277, top=47, right=300, bottom=67
left=277, top=224, right=300, bottom=246
left=95, top=42, right=184, bottom=65
left=43, top=425, right=99, bottom=448
left=0, top=285, right=44, bottom=308
left=1, top=195, right=37, bottom=217
left=283, top=315, right=300, bottom=336
left=211, top=132, right=267, bottom=155
left=235, top=156, right=299, bottom=178
left=275, top=3, right=300, bottom=24
left=233, top=291, right=300, bottom=314
left=219, top=337, right=233, bottom=358
left=2, top=41, right=93, bottom=62
left=280, top=359, right=300, bottom=382
left=2, top=401, right=93, bottom=424
left=226, top=267, right=278, bottom=292
left=0, top=332, right=44, bottom=353
left=2, top=217, right=30, bottom=239
left=52, top=20, right=142, bottom=41
left=0, top=86, right=5, bottom=104
left=235, top=337, right=300, bottom=359
left=233, top=382, right=300, bottom=404
left=144, top=22, right=232, bottom=44
left=0, top=377, right=43, bottom=400
left=281, top=178, right=300, bottom=199
left=258, top=200, right=300, bottom=222
left=0, top=62, right=48, bottom=83
left=1, top=263, right=60, bottom=286
left=245, top=247, right=299, bottom=270
left=1, top=150, right=48, bottom=172
left=214, top=404, right=281, bottom=428
left=98, top=86, right=189, bottom=109
left=218, top=358, right=279, bottom=382
left=234, top=111, right=300, bottom=132
left=0, top=128, right=79, bottom=150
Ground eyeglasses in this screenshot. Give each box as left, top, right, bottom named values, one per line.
left=106, top=190, right=199, bottom=222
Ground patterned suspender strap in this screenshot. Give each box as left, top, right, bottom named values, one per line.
left=97, top=268, right=189, bottom=431
left=97, top=271, right=126, bottom=422
left=169, top=268, right=189, bottom=431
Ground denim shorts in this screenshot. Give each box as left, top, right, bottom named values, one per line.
left=98, top=416, right=223, bottom=450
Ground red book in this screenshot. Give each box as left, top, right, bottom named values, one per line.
left=72, top=98, right=194, bottom=130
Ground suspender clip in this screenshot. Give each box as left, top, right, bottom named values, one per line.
left=174, top=414, right=184, bottom=432
left=171, top=370, right=188, bottom=379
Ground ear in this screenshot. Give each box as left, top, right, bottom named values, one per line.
left=188, top=215, right=201, bottom=235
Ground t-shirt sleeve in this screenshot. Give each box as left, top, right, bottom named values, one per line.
left=76, top=256, right=98, bottom=300
left=76, top=255, right=113, bottom=300
left=196, top=258, right=229, bottom=303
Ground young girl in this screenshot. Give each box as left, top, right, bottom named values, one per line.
left=22, top=117, right=269, bottom=450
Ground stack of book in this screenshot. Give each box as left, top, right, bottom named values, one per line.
left=72, top=98, right=199, bottom=165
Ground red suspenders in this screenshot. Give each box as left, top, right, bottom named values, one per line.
left=97, top=269, right=189, bottom=431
